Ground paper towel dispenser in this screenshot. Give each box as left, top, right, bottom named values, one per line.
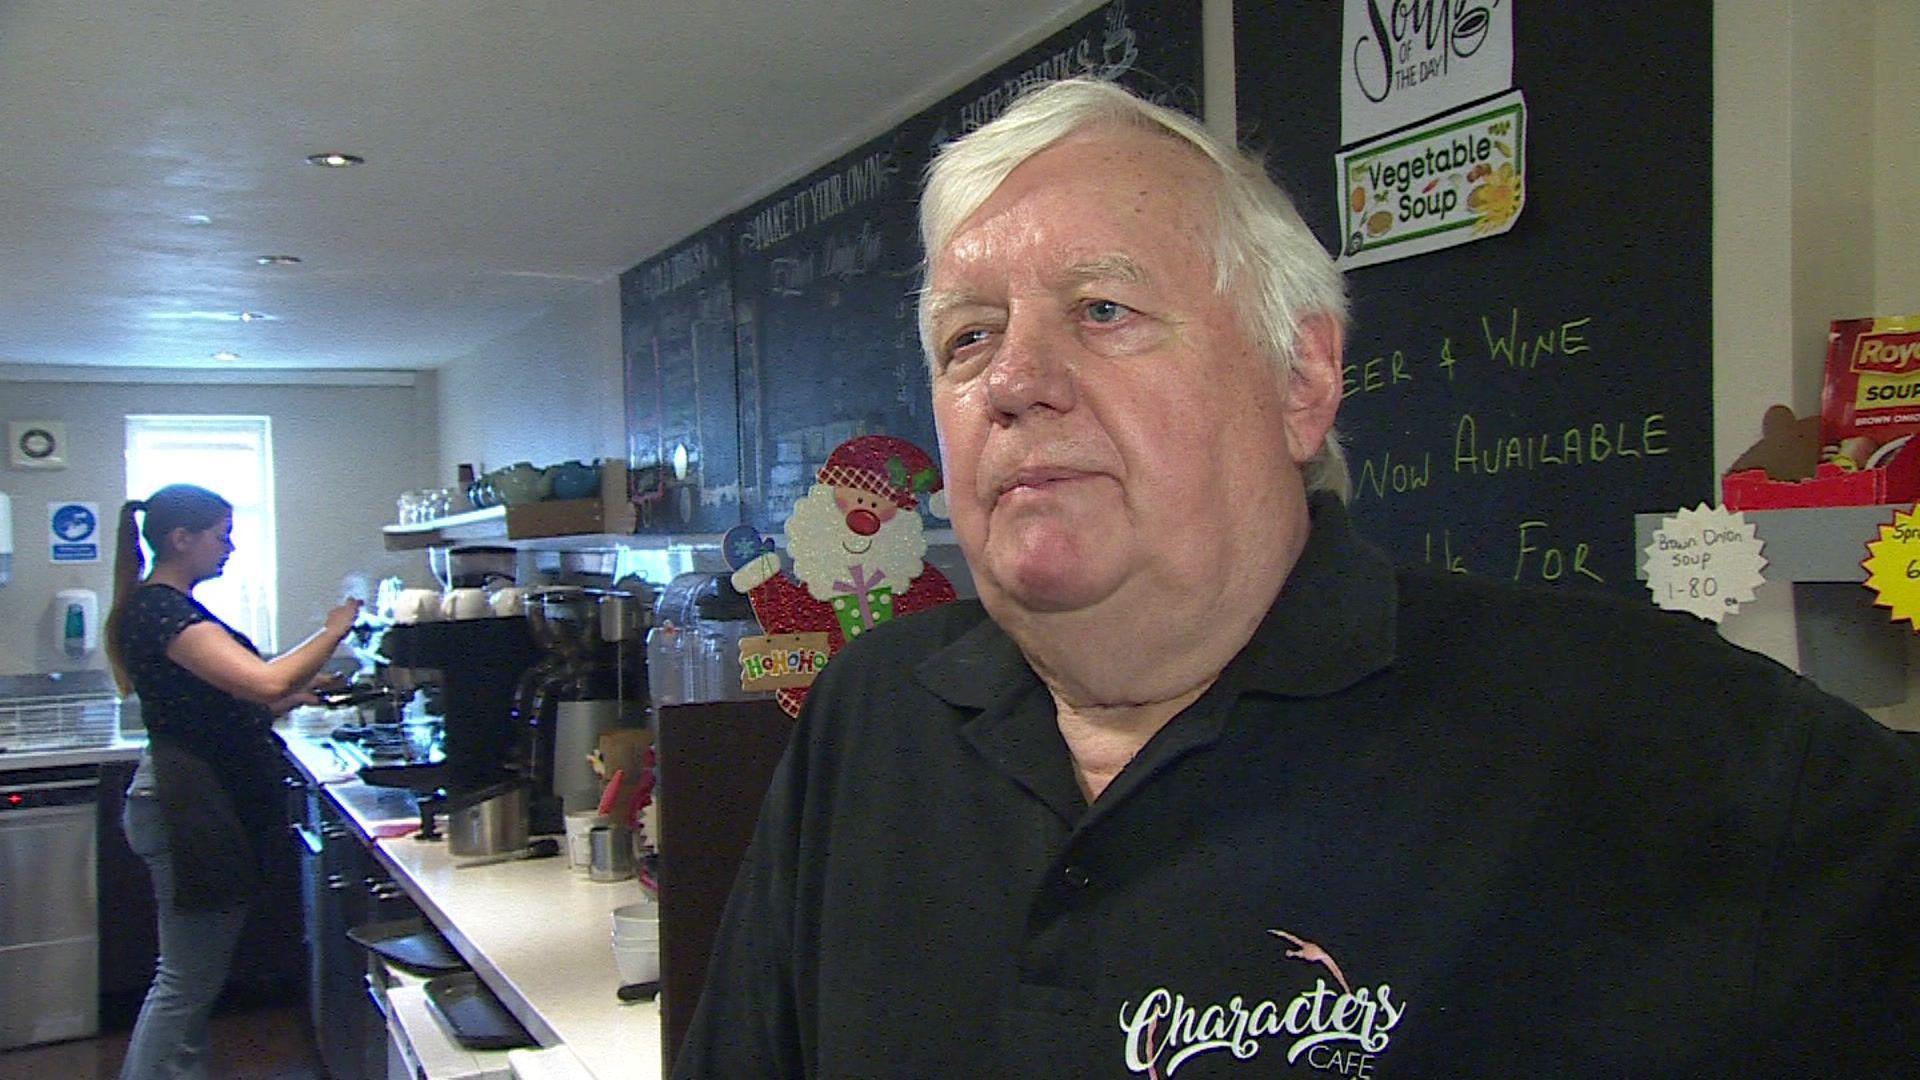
left=0, top=491, right=12, bottom=587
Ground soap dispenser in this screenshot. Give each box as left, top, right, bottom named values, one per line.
left=55, top=587, right=99, bottom=660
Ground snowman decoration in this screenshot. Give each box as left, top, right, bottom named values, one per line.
left=729, top=435, right=958, bottom=718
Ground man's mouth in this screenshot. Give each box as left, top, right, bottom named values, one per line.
left=842, top=537, right=873, bottom=555
left=997, top=466, right=1095, bottom=498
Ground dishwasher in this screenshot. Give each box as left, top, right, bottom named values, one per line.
left=0, top=763, right=101, bottom=1048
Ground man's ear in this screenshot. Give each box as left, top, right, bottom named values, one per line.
left=1281, top=313, right=1344, bottom=464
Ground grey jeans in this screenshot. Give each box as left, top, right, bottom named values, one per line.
left=118, top=792, right=249, bottom=1080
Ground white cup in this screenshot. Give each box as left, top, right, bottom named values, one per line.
left=442, top=587, right=491, bottom=620
left=612, top=940, right=660, bottom=986
left=391, top=588, right=443, bottom=623
left=489, top=586, right=527, bottom=617
left=563, top=810, right=599, bottom=873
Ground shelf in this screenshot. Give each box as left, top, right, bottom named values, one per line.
left=1633, top=502, right=1918, bottom=710
left=383, top=462, right=638, bottom=552
left=1632, top=503, right=1915, bottom=582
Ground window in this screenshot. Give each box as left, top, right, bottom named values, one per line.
left=125, top=415, right=279, bottom=652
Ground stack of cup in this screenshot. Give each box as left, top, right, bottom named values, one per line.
left=611, top=900, right=661, bottom=987
left=563, top=810, right=600, bottom=874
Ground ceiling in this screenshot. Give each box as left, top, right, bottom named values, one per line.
left=0, top=0, right=1093, bottom=373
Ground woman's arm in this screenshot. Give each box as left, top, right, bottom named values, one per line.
left=267, top=670, right=350, bottom=716
left=164, top=599, right=361, bottom=706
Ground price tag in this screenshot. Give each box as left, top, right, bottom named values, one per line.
left=1861, top=507, right=1920, bottom=630
left=1644, top=504, right=1767, bottom=622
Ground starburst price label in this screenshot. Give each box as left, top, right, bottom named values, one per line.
left=1860, top=508, right=1920, bottom=630
left=1644, top=504, right=1768, bottom=622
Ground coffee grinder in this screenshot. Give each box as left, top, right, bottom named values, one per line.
left=512, top=587, right=649, bottom=834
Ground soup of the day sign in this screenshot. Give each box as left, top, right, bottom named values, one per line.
left=1341, top=0, right=1514, bottom=145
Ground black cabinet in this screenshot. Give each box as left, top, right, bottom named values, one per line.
left=305, top=784, right=420, bottom=1080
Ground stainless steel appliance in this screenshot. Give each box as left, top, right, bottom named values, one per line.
left=444, top=779, right=530, bottom=858
left=512, top=587, right=650, bottom=832
left=0, top=764, right=100, bottom=1048
left=359, top=616, right=542, bottom=840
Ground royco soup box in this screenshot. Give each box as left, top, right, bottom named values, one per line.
left=1724, top=316, right=1920, bottom=510
left=1822, top=314, right=1920, bottom=471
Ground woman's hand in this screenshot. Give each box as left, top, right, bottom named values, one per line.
left=325, top=598, right=363, bottom=639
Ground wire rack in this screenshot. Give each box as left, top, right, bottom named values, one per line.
left=0, top=692, right=121, bottom=752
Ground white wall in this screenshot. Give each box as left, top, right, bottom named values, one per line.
left=0, top=372, right=437, bottom=675
left=1711, top=0, right=1920, bottom=728
left=1874, top=1, right=1920, bottom=313
left=435, top=282, right=625, bottom=480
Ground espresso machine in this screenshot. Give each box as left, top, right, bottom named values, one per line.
left=359, top=616, right=543, bottom=838
left=511, top=587, right=651, bottom=834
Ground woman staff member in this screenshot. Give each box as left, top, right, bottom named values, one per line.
left=106, top=484, right=359, bottom=1080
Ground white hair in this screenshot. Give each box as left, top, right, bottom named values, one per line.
left=917, top=77, right=1352, bottom=501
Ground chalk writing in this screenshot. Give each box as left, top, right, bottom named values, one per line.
left=740, top=150, right=897, bottom=253
left=1342, top=350, right=1414, bottom=398
left=1513, top=519, right=1604, bottom=583
left=1355, top=449, right=1432, bottom=501
left=1481, top=309, right=1593, bottom=370
left=1452, top=413, right=1668, bottom=476
left=933, top=2, right=1140, bottom=145
left=765, top=221, right=890, bottom=296
left=1424, top=529, right=1467, bottom=573
left=637, top=240, right=722, bottom=301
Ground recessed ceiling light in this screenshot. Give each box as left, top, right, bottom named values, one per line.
left=255, top=254, right=302, bottom=266
left=211, top=351, right=240, bottom=362
left=305, top=152, right=365, bottom=168
left=149, top=310, right=275, bottom=323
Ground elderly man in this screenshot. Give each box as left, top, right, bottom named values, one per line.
left=675, top=79, right=1919, bottom=1078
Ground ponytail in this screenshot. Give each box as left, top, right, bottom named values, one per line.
left=105, top=485, right=231, bottom=695
left=106, top=499, right=147, bottom=695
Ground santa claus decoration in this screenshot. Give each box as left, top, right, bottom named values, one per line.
left=729, top=434, right=958, bottom=717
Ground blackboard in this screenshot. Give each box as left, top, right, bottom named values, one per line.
left=619, top=223, right=740, bottom=533
left=730, top=123, right=929, bottom=531
left=727, top=0, right=1204, bottom=533
left=1236, top=4, right=1713, bottom=595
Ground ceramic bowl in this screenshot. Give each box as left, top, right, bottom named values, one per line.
left=546, top=459, right=601, bottom=501
left=487, top=462, right=550, bottom=506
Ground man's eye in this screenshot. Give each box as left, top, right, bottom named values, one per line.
left=946, top=328, right=990, bottom=356
left=1084, top=299, right=1131, bottom=324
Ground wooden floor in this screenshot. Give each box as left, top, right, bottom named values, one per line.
left=0, top=1001, right=322, bottom=1080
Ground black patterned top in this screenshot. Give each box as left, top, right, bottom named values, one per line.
left=117, top=583, right=274, bottom=750
left=117, top=583, right=286, bottom=909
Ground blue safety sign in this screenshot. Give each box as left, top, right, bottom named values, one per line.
left=49, top=502, right=100, bottom=563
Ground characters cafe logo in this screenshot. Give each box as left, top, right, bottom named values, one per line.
left=1116, top=930, right=1406, bottom=1077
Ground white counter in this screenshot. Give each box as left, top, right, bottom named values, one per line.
left=277, top=712, right=663, bottom=1080
left=368, top=820, right=663, bottom=1080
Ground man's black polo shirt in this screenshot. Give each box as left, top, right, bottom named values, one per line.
left=673, top=498, right=1920, bottom=1078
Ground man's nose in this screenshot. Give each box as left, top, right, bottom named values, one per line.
left=984, top=314, right=1076, bottom=419
left=845, top=509, right=882, bottom=536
